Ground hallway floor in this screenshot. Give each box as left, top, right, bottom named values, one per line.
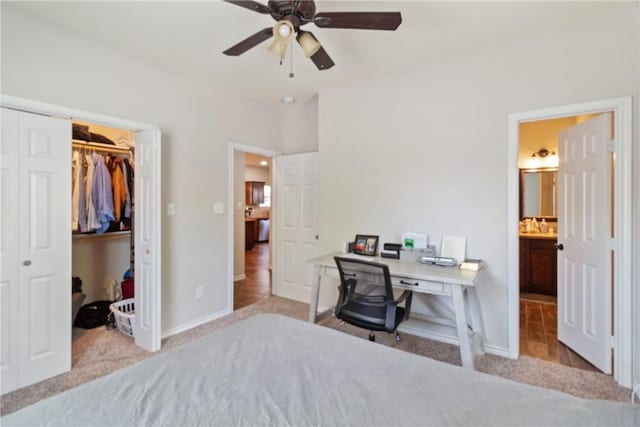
left=234, top=242, right=271, bottom=310
left=519, top=298, right=599, bottom=372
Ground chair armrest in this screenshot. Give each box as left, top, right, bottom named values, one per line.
left=395, top=290, right=412, bottom=304
left=395, top=290, right=413, bottom=321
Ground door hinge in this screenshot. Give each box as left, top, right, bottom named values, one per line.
left=608, top=238, right=616, bottom=251
left=608, top=335, right=615, bottom=350
left=607, top=140, right=616, bottom=152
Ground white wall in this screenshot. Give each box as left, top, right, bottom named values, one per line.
left=1, top=5, right=283, bottom=332
left=317, top=2, right=638, bottom=359
left=281, top=94, right=319, bottom=154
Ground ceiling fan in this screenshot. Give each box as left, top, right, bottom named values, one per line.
left=222, top=0, right=402, bottom=70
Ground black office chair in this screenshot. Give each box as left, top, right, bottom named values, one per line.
left=334, top=256, right=413, bottom=342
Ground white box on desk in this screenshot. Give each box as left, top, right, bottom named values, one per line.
left=400, top=245, right=436, bottom=263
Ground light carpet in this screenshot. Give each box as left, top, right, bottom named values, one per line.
left=0, top=296, right=632, bottom=416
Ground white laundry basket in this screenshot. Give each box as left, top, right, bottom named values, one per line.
left=110, top=298, right=135, bottom=337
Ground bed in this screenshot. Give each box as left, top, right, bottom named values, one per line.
left=3, top=314, right=638, bottom=426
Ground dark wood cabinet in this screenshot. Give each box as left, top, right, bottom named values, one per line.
left=245, top=181, right=264, bottom=206
left=245, top=219, right=258, bottom=251
left=520, top=237, right=557, bottom=295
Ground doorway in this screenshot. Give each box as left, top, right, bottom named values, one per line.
left=236, top=153, right=273, bottom=310
left=227, top=143, right=280, bottom=312
left=518, top=115, right=603, bottom=372
left=507, top=97, right=633, bottom=388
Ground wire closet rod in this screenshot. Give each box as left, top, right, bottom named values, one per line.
left=72, top=140, right=132, bottom=155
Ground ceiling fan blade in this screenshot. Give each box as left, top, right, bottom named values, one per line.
left=223, top=28, right=273, bottom=56
left=314, top=12, right=402, bottom=30
left=223, top=0, right=273, bottom=15
left=310, top=46, right=335, bottom=70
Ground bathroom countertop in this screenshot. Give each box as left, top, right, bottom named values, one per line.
left=519, top=232, right=558, bottom=240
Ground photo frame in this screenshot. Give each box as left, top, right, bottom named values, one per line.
left=353, top=234, right=379, bottom=256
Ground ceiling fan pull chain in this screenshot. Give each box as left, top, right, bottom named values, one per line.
left=289, top=43, right=295, bottom=78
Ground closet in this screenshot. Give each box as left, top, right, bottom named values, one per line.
left=2, top=99, right=161, bottom=396
left=71, top=121, right=136, bottom=324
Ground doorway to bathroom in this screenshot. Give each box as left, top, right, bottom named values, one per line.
left=507, top=97, right=633, bottom=388
left=517, top=115, right=600, bottom=371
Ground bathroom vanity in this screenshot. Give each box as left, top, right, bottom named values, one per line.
left=519, top=232, right=557, bottom=295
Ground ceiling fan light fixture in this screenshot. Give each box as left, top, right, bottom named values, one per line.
left=273, top=20, right=294, bottom=44
left=268, top=40, right=286, bottom=60
left=297, top=31, right=321, bottom=58
left=269, top=20, right=295, bottom=61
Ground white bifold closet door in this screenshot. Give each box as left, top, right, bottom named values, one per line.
left=0, top=108, right=71, bottom=395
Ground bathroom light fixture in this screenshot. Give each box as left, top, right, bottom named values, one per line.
left=529, top=148, right=559, bottom=168
left=280, top=96, right=296, bottom=104
left=531, top=148, right=554, bottom=158
left=260, top=160, right=268, bottom=166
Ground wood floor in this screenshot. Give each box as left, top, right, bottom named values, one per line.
left=519, top=297, right=599, bottom=372
left=234, top=242, right=271, bottom=310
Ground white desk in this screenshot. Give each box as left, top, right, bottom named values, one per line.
left=307, top=253, right=485, bottom=369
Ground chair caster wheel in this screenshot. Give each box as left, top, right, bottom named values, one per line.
left=369, top=333, right=375, bottom=342
left=395, top=333, right=401, bottom=342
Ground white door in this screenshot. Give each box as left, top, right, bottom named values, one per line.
left=0, top=108, right=71, bottom=394
left=557, top=113, right=612, bottom=373
left=273, top=152, right=319, bottom=302
left=133, top=128, right=161, bottom=352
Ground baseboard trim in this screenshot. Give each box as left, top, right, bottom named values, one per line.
left=484, top=343, right=512, bottom=359
left=161, top=308, right=231, bottom=339
left=234, top=274, right=246, bottom=282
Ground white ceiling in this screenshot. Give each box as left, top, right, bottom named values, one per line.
left=10, top=1, right=609, bottom=106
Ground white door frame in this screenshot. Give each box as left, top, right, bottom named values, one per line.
left=1, top=94, right=163, bottom=352
left=226, top=142, right=280, bottom=312
left=507, top=96, right=632, bottom=387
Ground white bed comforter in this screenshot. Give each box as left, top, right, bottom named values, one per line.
left=3, top=314, right=639, bottom=426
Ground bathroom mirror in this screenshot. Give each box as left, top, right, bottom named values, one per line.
left=520, top=168, right=558, bottom=219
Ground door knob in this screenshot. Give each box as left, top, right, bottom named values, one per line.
left=22, top=260, right=32, bottom=266
left=554, top=243, right=564, bottom=251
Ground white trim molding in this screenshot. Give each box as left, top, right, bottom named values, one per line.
left=507, top=96, right=633, bottom=388
left=161, top=308, right=230, bottom=339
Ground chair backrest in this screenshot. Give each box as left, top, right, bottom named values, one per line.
left=334, top=256, right=394, bottom=301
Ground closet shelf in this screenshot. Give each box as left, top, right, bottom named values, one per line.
left=72, top=139, right=131, bottom=155
left=73, top=231, right=131, bottom=241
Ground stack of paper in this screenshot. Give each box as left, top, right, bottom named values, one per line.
left=459, top=259, right=485, bottom=271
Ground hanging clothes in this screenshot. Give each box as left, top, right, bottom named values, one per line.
left=110, top=157, right=127, bottom=223
left=71, top=150, right=80, bottom=231
left=92, top=153, right=115, bottom=234
left=121, top=160, right=131, bottom=220
left=85, top=152, right=100, bottom=231
left=78, top=154, right=88, bottom=233
left=123, top=158, right=135, bottom=230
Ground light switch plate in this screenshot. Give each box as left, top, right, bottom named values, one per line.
left=213, top=202, right=224, bottom=215
left=167, top=202, right=176, bottom=216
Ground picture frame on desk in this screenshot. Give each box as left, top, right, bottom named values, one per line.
left=353, top=234, right=379, bottom=256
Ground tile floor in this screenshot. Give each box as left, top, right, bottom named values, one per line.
left=519, top=297, right=599, bottom=372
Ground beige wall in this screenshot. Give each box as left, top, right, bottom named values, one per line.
left=317, top=2, right=638, bottom=363
left=1, top=5, right=283, bottom=331
left=72, top=236, right=131, bottom=303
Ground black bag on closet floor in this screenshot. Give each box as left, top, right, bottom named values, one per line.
left=74, top=300, right=113, bottom=329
